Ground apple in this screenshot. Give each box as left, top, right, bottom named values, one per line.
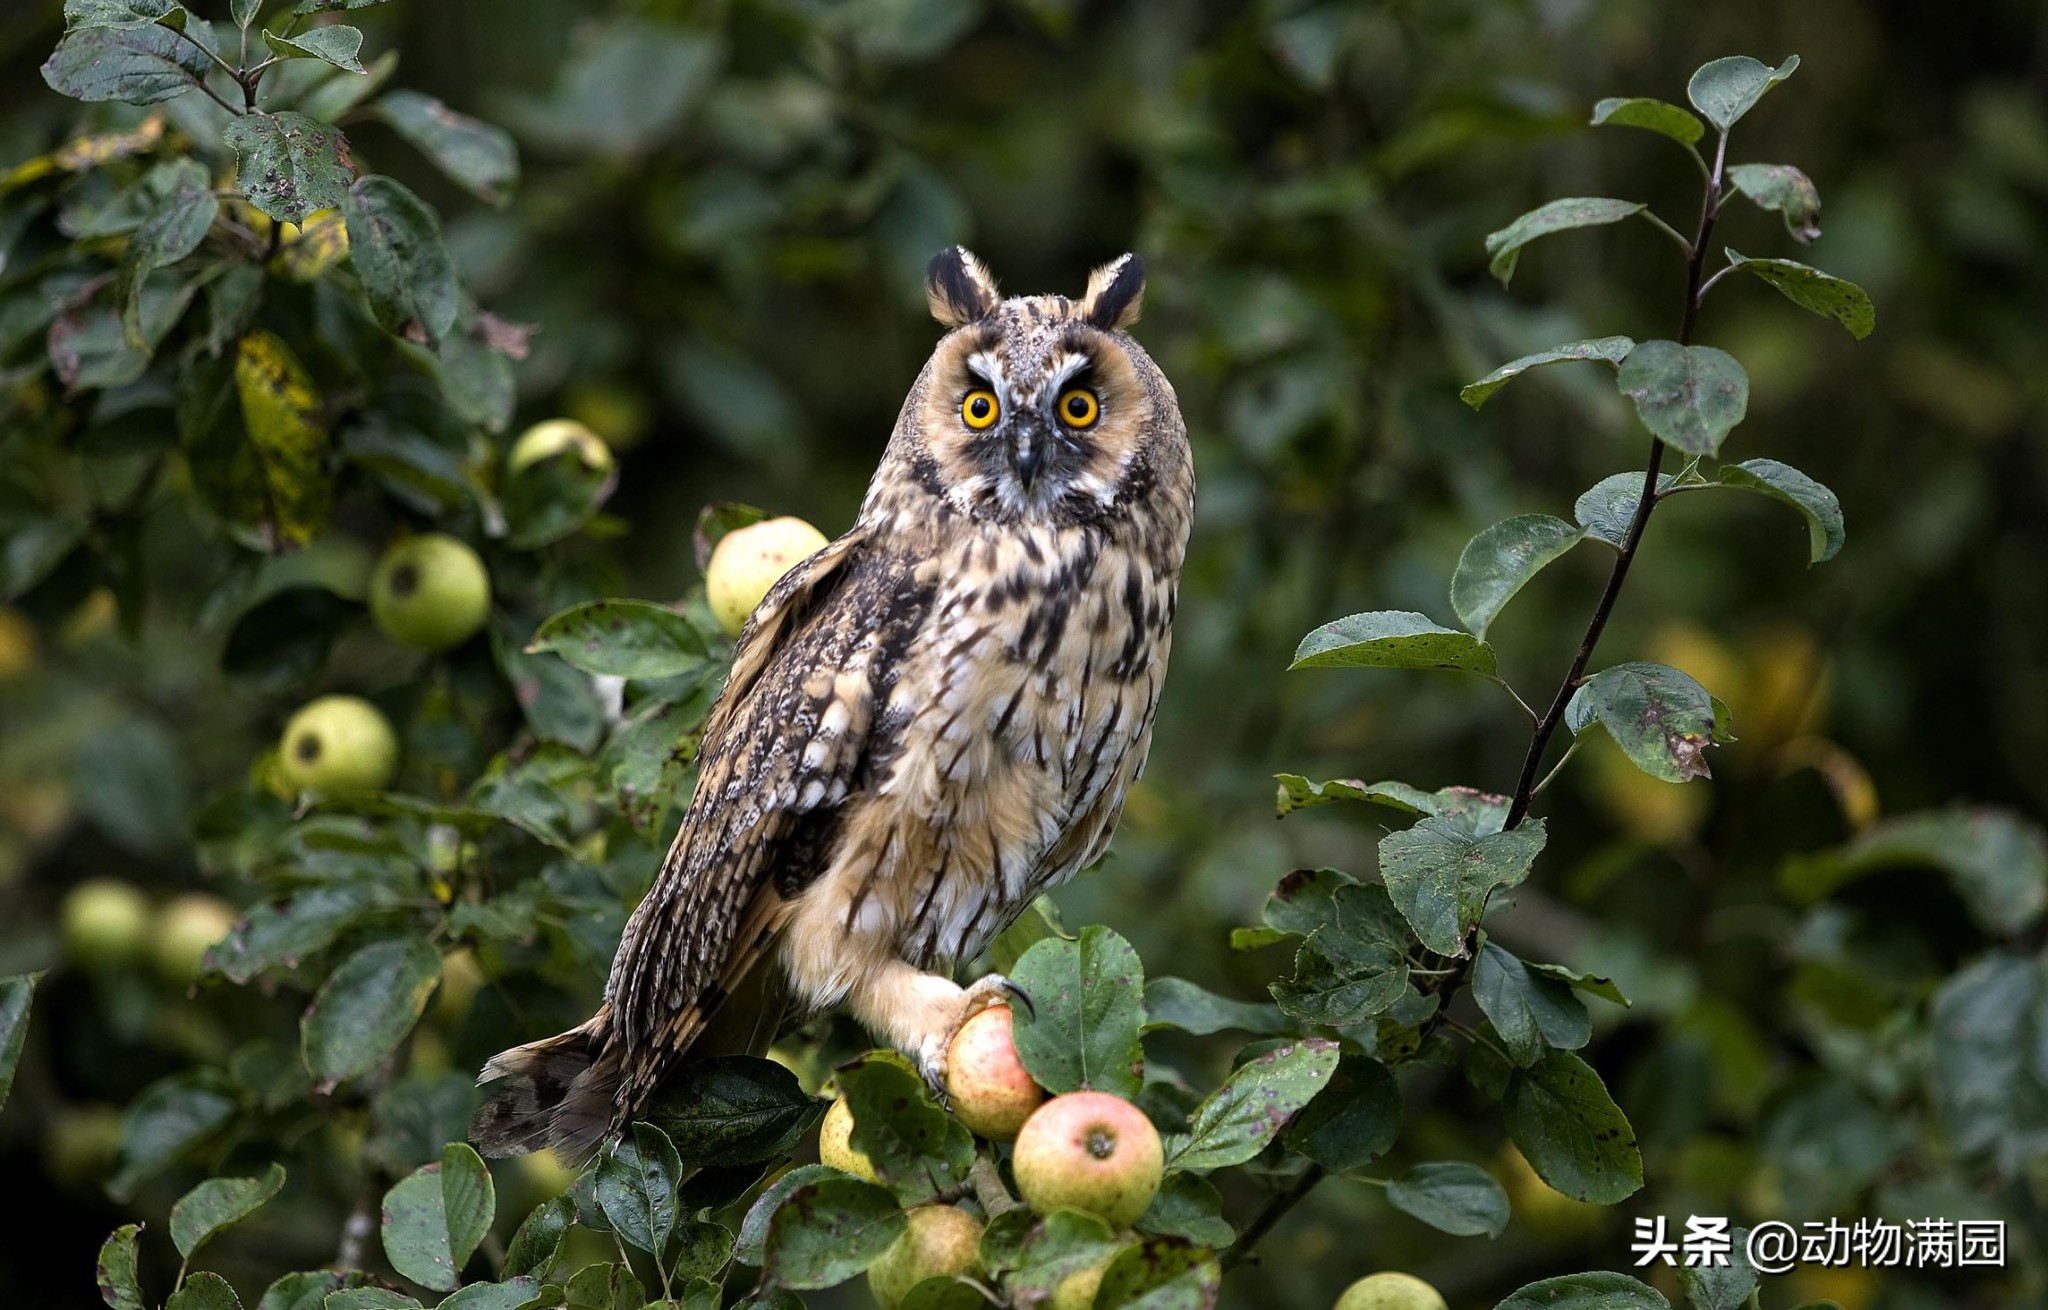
left=1051, top=1256, right=1111, bottom=1310
left=370, top=533, right=492, bottom=652
left=705, top=516, right=829, bottom=637
left=817, top=1095, right=879, bottom=1181
left=60, top=878, right=151, bottom=968
left=277, top=695, right=399, bottom=793
left=1012, top=1091, right=1164, bottom=1227
left=153, top=893, right=238, bottom=985
left=945, top=1004, right=1045, bottom=1140
left=1334, top=1273, right=1449, bottom=1310
left=508, top=418, right=614, bottom=475
left=867, top=1204, right=984, bottom=1310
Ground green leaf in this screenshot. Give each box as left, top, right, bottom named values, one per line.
left=1164, top=1038, right=1338, bottom=1171
left=1721, top=250, right=1874, bottom=339
left=1460, top=336, right=1634, bottom=409
left=1782, top=807, right=2046, bottom=935
left=1473, top=942, right=1591, bottom=1066
left=262, top=24, right=365, bottom=72
left=1378, top=817, right=1547, bottom=957
left=597, top=1123, right=684, bottom=1256
left=1616, top=340, right=1750, bottom=457
left=1010, top=925, right=1147, bottom=1098
left=1385, top=1161, right=1510, bottom=1238
left=118, top=178, right=217, bottom=347
left=223, top=112, right=355, bottom=225
left=295, top=0, right=394, bottom=11
left=1573, top=471, right=1676, bottom=549
left=65, top=0, right=185, bottom=29
left=1484, top=197, right=1646, bottom=285
left=1686, top=54, right=1799, bottom=131
left=325, top=1292, right=422, bottom=1310
left=1142, top=977, right=1288, bottom=1035
left=1270, top=884, right=1411, bottom=1026
left=42, top=26, right=210, bottom=104
left=1272, top=777, right=1510, bottom=832
left=503, top=1196, right=572, bottom=1279
left=1450, top=515, right=1586, bottom=640
left=167, top=1272, right=243, bottom=1310
left=171, top=1163, right=287, bottom=1257
left=1589, top=97, right=1704, bottom=146
left=1290, top=611, right=1497, bottom=675
left=203, top=886, right=377, bottom=984
left=736, top=1165, right=838, bottom=1267
left=1677, top=1227, right=1757, bottom=1310
left=490, top=617, right=605, bottom=752
left=230, top=0, right=259, bottom=28
left=837, top=1052, right=975, bottom=1204
left=500, top=435, right=618, bottom=549
left=440, top=1142, right=495, bottom=1272
left=643, top=1054, right=825, bottom=1166
left=1726, top=163, right=1821, bottom=241
left=1136, top=1173, right=1234, bottom=1247
left=1927, top=954, right=2048, bottom=1173
left=376, top=90, right=519, bottom=205
left=760, top=1176, right=905, bottom=1290
left=1260, top=867, right=1355, bottom=937
left=233, top=329, right=332, bottom=549
left=112, top=1072, right=237, bottom=1198
left=1502, top=1051, right=1643, bottom=1204
left=98, top=1224, right=146, bottom=1310
left=1523, top=961, right=1630, bottom=1009
left=1566, top=662, right=1726, bottom=784
left=529, top=599, right=712, bottom=679
left=301, top=936, right=440, bottom=1090
left=1093, top=1235, right=1221, bottom=1310
left=253, top=1272, right=341, bottom=1310
left=0, top=973, right=38, bottom=1113
left=381, top=1150, right=490, bottom=1294
left=1282, top=1054, right=1401, bottom=1173
left=341, top=175, right=458, bottom=341
left=1004, top=1209, right=1127, bottom=1304
left=1711, top=458, right=1845, bottom=562
left=436, top=1280, right=544, bottom=1310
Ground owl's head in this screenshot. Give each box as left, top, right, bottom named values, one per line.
left=884, top=246, right=1185, bottom=528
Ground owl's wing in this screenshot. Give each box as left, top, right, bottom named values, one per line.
left=603, top=525, right=905, bottom=1105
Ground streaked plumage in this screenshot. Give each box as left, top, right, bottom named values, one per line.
left=472, top=248, right=1193, bottom=1160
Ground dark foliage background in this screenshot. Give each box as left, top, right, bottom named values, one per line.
left=2, top=1, right=2045, bottom=1308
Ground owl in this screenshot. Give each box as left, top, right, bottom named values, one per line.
left=472, top=247, right=1193, bottom=1160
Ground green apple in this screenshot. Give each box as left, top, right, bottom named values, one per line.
left=153, top=893, right=238, bottom=985
left=60, top=878, right=151, bottom=968
left=705, top=516, right=829, bottom=637
left=818, top=1094, right=879, bottom=1181
left=278, top=695, right=398, bottom=793
left=508, top=418, right=614, bottom=474
left=1051, top=1256, right=1112, bottom=1310
left=866, top=1204, right=984, bottom=1310
left=370, top=533, right=492, bottom=652
left=1334, top=1273, right=1450, bottom=1310
left=1012, top=1090, right=1164, bottom=1227
left=945, top=1003, right=1045, bottom=1141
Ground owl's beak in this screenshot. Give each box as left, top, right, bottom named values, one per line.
left=1010, top=425, right=1046, bottom=489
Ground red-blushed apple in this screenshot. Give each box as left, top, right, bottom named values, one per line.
left=866, top=1204, right=984, bottom=1309
left=817, top=1094, right=879, bottom=1181
left=945, top=1003, right=1045, bottom=1140
left=1012, top=1090, right=1164, bottom=1227
left=1334, top=1272, right=1449, bottom=1310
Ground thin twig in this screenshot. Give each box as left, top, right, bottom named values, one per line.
left=969, top=1154, right=1024, bottom=1218
left=1634, top=209, right=1692, bottom=255
left=1223, top=1165, right=1324, bottom=1271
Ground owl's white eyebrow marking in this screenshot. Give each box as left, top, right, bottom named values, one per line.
left=1045, top=352, right=1092, bottom=393
left=966, top=351, right=1008, bottom=395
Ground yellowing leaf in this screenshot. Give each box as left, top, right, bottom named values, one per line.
left=234, top=330, right=332, bottom=547
left=270, top=207, right=350, bottom=283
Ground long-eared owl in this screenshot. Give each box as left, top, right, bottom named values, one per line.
left=472, top=247, right=1193, bottom=1160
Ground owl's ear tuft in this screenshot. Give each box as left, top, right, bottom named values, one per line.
left=926, top=246, right=1000, bottom=328
left=1081, top=253, right=1145, bottom=330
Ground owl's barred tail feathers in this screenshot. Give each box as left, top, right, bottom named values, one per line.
left=469, top=1015, right=620, bottom=1163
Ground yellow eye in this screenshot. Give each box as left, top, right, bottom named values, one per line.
left=1058, top=388, right=1100, bottom=428
left=961, top=389, right=999, bottom=430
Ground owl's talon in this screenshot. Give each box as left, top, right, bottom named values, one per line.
left=960, top=973, right=1026, bottom=1023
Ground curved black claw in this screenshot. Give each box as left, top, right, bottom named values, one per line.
left=997, top=976, right=1036, bottom=1021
